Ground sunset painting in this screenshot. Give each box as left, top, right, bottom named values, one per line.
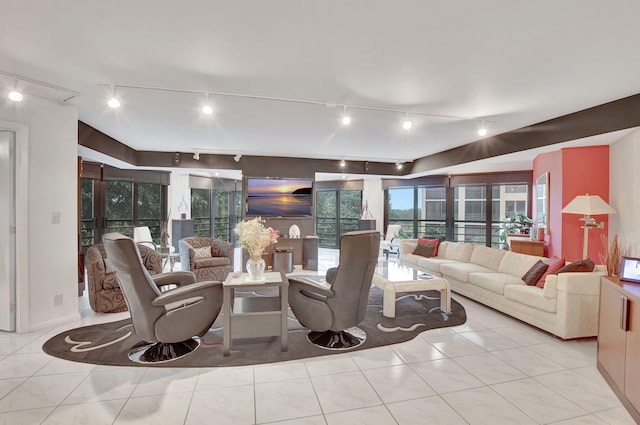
left=246, top=178, right=313, bottom=216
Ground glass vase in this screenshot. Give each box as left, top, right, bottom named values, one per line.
left=246, top=255, right=266, bottom=281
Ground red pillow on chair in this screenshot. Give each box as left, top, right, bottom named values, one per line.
left=417, top=238, right=441, bottom=257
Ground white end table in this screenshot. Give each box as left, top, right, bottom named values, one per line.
left=222, top=271, right=289, bottom=356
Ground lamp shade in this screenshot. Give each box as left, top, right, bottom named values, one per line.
left=562, top=194, right=616, bottom=215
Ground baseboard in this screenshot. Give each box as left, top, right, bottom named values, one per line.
left=21, top=312, right=82, bottom=334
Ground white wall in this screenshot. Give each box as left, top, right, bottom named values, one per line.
left=0, top=96, right=79, bottom=332
left=609, top=128, right=640, bottom=255
left=362, top=177, right=384, bottom=233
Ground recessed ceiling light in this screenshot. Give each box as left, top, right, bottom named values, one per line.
left=8, top=90, right=23, bottom=102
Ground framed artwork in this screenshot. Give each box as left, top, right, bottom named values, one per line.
left=536, top=172, right=549, bottom=234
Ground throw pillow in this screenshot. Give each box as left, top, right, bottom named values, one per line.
left=536, top=256, right=565, bottom=288
left=413, top=243, right=435, bottom=258
left=417, top=237, right=441, bottom=256
left=194, top=246, right=212, bottom=259
left=522, top=260, right=549, bottom=286
left=557, top=258, right=595, bottom=274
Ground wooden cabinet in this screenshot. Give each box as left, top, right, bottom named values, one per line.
left=598, top=276, right=640, bottom=423
left=510, top=239, right=545, bottom=256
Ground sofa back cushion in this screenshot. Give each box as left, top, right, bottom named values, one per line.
left=443, top=243, right=475, bottom=262
left=498, top=251, right=543, bottom=278
left=470, top=245, right=507, bottom=271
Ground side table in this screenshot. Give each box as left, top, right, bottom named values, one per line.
left=222, top=271, right=289, bottom=356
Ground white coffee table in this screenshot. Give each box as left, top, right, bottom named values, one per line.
left=372, top=262, right=451, bottom=318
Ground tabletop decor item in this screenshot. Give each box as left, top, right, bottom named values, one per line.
left=235, top=217, right=279, bottom=280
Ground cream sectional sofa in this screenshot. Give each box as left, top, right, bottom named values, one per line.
left=399, top=239, right=604, bottom=339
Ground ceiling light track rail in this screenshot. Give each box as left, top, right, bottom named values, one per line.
left=98, top=82, right=478, bottom=121
left=1, top=69, right=81, bottom=101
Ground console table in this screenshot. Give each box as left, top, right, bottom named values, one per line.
left=510, top=239, right=545, bottom=256
left=598, top=276, right=640, bottom=423
left=242, top=237, right=318, bottom=271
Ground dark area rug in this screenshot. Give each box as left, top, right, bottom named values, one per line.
left=42, top=287, right=466, bottom=367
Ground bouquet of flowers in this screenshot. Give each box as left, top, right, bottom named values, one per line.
left=234, top=217, right=279, bottom=258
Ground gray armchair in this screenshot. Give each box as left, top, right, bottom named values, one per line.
left=102, top=233, right=223, bottom=363
left=288, top=230, right=380, bottom=349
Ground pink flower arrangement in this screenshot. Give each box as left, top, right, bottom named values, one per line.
left=234, top=217, right=279, bottom=257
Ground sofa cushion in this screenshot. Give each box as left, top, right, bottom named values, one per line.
left=558, top=258, right=595, bottom=274
left=468, top=272, right=524, bottom=295
left=194, top=246, right=212, bottom=259
left=522, top=260, right=549, bottom=286
left=443, top=243, right=475, bottom=262
left=435, top=241, right=451, bottom=258
left=504, top=284, right=557, bottom=313
left=417, top=238, right=441, bottom=256
left=195, top=257, right=231, bottom=268
left=536, top=256, right=565, bottom=288
left=498, top=251, right=543, bottom=278
left=470, top=245, right=507, bottom=271
left=413, top=243, right=436, bottom=258
left=416, top=257, right=459, bottom=274
left=441, top=262, right=495, bottom=283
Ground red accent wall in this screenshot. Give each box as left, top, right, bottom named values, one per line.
left=533, top=145, right=610, bottom=262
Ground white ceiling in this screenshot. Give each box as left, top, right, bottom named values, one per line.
left=2, top=1, right=640, bottom=169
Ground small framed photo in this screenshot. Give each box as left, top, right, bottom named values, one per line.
left=620, top=256, right=640, bottom=284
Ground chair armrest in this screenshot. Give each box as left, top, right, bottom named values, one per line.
left=152, top=271, right=196, bottom=288
left=289, top=277, right=335, bottom=298
left=151, top=280, right=222, bottom=307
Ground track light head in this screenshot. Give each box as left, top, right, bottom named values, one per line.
left=402, top=120, right=412, bottom=130
left=396, top=161, right=403, bottom=170
left=193, top=152, right=200, bottom=160
left=340, top=159, right=346, bottom=167
left=202, top=104, right=213, bottom=115
left=8, top=90, right=23, bottom=102
left=234, top=154, right=242, bottom=162
left=478, top=120, right=488, bottom=136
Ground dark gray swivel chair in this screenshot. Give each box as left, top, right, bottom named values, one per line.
left=102, top=233, right=223, bottom=363
left=288, top=230, right=380, bottom=349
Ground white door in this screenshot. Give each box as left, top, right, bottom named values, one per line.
left=0, top=130, right=16, bottom=331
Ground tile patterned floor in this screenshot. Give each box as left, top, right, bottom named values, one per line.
left=0, top=249, right=636, bottom=424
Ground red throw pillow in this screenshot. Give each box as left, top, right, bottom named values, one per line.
left=417, top=238, right=441, bottom=256
left=536, top=256, right=565, bottom=288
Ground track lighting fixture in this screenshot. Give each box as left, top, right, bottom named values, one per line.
left=107, top=84, right=120, bottom=109
left=340, top=159, right=346, bottom=167
left=202, top=93, right=213, bottom=115
left=402, top=113, right=412, bottom=131
left=341, top=106, right=351, bottom=126
left=396, top=161, right=403, bottom=170
left=478, top=120, right=488, bottom=137
left=193, top=152, right=200, bottom=160
left=8, top=90, right=23, bottom=102
left=96, top=81, right=494, bottom=136
left=234, top=154, right=242, bottom=162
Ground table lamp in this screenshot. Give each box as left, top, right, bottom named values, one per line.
left=561, top=193, right=616, bottom=259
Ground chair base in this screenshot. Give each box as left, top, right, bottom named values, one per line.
left=128, top=337, right=200, bottom=364
left=307, top=327, right=366, bottom=350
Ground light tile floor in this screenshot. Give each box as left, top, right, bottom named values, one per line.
left=0, top=249, right=636, bottom=424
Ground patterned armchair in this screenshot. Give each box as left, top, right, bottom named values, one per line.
left=85, top=243, right=162, bottom=313
left=179, top=237, right=234, bottom=282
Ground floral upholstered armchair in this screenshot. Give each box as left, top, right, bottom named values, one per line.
left=85, top=243, right=162, bottom=313
left=179, top=237, right=234, bottom=282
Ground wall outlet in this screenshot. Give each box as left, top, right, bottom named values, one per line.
left=53, top=294, right=63, bottom=306
left=51, top=212, right=60, bottom=224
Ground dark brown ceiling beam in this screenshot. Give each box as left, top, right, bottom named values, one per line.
left=408, top=92, right=640, bottom=174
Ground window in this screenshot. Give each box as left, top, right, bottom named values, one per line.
left=454, top=186, right=487, bottom=244
left=316, top=189, right=362, bottom=248
left=190, top=177, right=241, bottom=242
